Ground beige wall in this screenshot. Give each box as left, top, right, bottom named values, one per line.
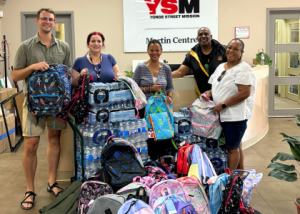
left=1, top=0, right=300, bottom=88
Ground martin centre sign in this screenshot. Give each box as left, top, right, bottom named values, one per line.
left=123, top=0, right=218, bottom=52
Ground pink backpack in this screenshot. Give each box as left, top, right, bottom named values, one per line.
left=133, top=176, right=157, bottom=188
left=177, top=176, right=211, bottom=214
left=149, top=180, right=190, bottom=208
left=145, top=166, right=168, bottom=182
left=190, top=94, right=222, bottom=139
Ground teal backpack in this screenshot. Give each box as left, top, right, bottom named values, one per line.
left=145, top=92, right=176, bottom=146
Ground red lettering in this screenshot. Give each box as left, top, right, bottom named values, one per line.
left=161, top=0, right=178, bottom=14
left=144, top=0, right=161, bottom=15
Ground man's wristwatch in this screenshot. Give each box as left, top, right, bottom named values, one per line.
left=222, top=102, right=227, bottom=109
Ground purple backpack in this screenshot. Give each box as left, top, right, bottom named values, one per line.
left=78, top=181, right=113, bottom=214
left=174, top=201, right=197, bottom=214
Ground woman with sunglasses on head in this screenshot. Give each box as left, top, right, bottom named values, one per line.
left=204, top=39, right=256, bottom=171
left=132, top=39, right=174, bottom=160
left=72, top=32, right=123, bottom=85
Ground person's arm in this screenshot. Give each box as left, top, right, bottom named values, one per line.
left=165, top=65, right=174, bottom=104
left=172, top=64, right=190, bottom=78
left=210, top=84, right=251, bottom=113
left=112, top=64, right=124, bottom=78
left=71, top=68, right=86, bottom=86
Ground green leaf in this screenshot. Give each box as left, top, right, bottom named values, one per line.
left=124, top=71, right=129, bottom=74
left=295, top=114, right=300, bottom=122
left=267, top=162, right=296, bottom=171
left=289, top=143, right=300, bottom=160
left=268, top=169, right=298, bottom=182
left=271, top=152, right=296, bottom=162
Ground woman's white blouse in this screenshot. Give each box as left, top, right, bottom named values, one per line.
left=208, top=62, right=257, bottom=122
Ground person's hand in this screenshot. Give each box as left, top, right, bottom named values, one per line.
left=151, top=82, right=162, bottom=92
left=209, top=103, right=223, bottom=114
left=115, top=72, right=124, bottom=79
left=203, top=90, right=212, bottom=100
left=80, top=68, right=88, bottom=77
left=31, top=61, right=49, bottom=72
left=166, top=96, right=173, bottom=105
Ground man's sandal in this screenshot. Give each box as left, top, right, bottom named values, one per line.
left=47, top=182, right=63, bottom=197
left=20, top=191, right=36, bottom=210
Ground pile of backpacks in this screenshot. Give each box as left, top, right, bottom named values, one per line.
left=39, top=133, right=263, bottom=214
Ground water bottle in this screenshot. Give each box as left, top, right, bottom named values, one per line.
left=85, top=147, right=91, bottom=170
left=88, top=125, right=95, bottom=148
left=220, top=152, right=227, bottom=168
left=77, top=162, right=82, bottom=181
left=130, top=121, right=136, bottom=143
left=141, top=141, right=148, bottom=162
left=135, top=141, right=141, bottom=154
left=83, top=124, right=90, bottom=147
left=136, top=121, right=142, bottom=142
left=89, top=83, right=95, bottom=105
left=142, top=119, right=148, bottom=141
left=119, top=123, right=125, bottom=139
left=108, top=123, right=114, bottom=137
left=119, top=82, right=126, bottom=90
left=124, top=122, right=130, bottom=140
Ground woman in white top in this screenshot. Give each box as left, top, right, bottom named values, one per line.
left=204, top=39, right=256, bottom=171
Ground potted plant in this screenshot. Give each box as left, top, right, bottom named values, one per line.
left=124, top=71, right=133, bottom=78
left=267, top=114, right=300, bottom=213
left=256, top=52, right=273, bottom=68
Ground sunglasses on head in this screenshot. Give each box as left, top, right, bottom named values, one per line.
left=217, top=70, right=227, bottom=82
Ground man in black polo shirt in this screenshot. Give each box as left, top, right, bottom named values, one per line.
left=172, top=27, right=227, bottom=95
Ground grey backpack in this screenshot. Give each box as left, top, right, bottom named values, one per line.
left=86, top=194, right=126, bottom=214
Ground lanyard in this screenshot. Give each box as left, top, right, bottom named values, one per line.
left=89, top=53, right=102, bottom=82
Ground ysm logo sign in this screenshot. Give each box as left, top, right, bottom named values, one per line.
left=145, top=0, right=199, bottom=15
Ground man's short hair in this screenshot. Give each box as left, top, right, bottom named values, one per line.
left=37, top=8, right=55, bottom=19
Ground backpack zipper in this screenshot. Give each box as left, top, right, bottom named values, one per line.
left=225, top=176, right=240, bottom=212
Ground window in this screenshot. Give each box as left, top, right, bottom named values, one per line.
left=290, top=52, right=299, bottom=68
left=288, top=74, right=299, bottom=95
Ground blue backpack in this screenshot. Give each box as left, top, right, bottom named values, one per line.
left=188, top=145, right=217, bottom=184
left=117, top=199, right=154, bottom=214
left=27, top=68, right=65, bottom=117
left=208, top=173, right=229, bottom=214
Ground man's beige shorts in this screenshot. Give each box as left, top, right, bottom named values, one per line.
left=22, top=100, right=67, bottom=137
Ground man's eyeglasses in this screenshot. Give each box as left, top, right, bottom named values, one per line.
left=39, top=17, right=55, bottom=22
left=217, top=70, right=227, bottom=82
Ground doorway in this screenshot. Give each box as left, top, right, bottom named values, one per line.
left=267, top=8, right=300, bottom=117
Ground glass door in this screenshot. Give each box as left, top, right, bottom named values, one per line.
left=268, top=9, right=300, bottom=117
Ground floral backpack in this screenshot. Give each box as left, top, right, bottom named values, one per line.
left=77, top=181, right=113, bottom=214
left=177, top=176, right=211, bottom=214
left=241, top=169, right=263, bottom=204
left=117, top=76, right=147, bottom=110
left=144, top=166, right=168, bottom=182
left=190, top=94, right=222, bottom=139
left=133, top=176, right=157, bottom=188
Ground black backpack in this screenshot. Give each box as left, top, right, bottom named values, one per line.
left=56, top=72, right=91, bottom=124
left=218, top=171, right=243, bottom=214
left=39, top=180, right=82, bottom=214
left=101, top=137, right=146, bottom=192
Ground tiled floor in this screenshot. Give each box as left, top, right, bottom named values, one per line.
left=0, top=118, right=299, bottom=213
